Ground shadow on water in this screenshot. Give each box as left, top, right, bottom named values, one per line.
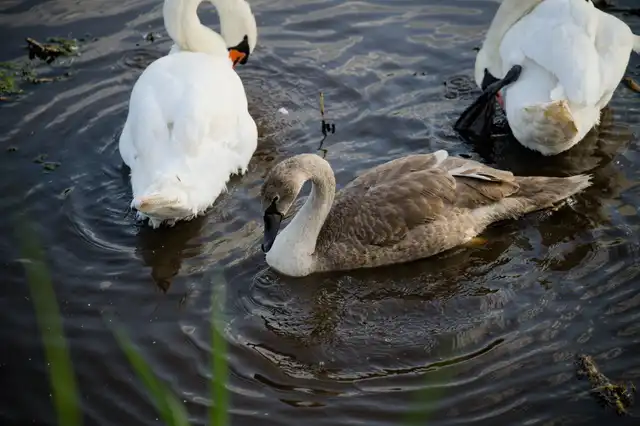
left=136, top=216, right=209, bottom=293
left=2, top=0, right=640, bottom=425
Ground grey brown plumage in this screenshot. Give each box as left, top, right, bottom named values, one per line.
left=260, top=151, right=592, bottom=277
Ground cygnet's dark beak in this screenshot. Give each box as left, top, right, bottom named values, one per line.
left=454, top=65, right=523, bottom=142
left=261, top=199, right=283, bottom=253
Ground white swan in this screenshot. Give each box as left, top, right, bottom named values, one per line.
left=119, top=0, right=258, bottom=228
left=461, top=0, right=640, bottom=155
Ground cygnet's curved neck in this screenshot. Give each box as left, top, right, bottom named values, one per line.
left=290, top=161, right=336, bottom=254
left=270, top=157, right=336, bottom=273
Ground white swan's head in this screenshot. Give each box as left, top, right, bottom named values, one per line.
left=474, top=0, right=544, bottom=87
left=474, top=48, right=499, bottom=89
left=212, top=0, right=258, bottom=66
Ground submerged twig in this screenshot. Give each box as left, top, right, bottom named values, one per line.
left=623, top=77, right=640, bottom=93
left=575, top=354, right=636, bottom=415
left=1, top=36, right=78, bottom=101
left=317, top=91, right=336, bottom=158
left=26, top=37, right=78, bottom=64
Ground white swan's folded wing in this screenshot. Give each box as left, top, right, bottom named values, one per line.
left=129, top=53, right=249, bottom=160
left=500, top=3, right=602, bottom=106
left=592, top=10, right=636, bottom=106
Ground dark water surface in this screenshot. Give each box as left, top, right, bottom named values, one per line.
left=2, top=0, right=640, bottom=425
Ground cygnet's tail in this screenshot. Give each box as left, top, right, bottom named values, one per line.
left=515, top=174, right=593, bottom=213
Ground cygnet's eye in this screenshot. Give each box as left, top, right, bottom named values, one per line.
left=273, top=195, right=280, bottom=202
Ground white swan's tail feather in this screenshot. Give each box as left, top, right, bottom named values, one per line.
left=132, top=186, right=197, bottom=222
left=634, top=35, right=640, bottom=54
left=520, top=100, right=579, bottom=146
left=130, top=161, right=234, bottom=228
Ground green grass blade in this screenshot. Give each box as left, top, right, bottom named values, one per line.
left=16, top=221, right=82, bottom=426
left=405, top=374, right=445, bottom=426
left=111, top=326, right=191, bottom=426
left=210, top=270, right=229, bottom=426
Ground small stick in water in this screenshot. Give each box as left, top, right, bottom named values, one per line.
left=575, top=354, right=636, bottom=415
left=317, top=91, right=336, bottom=158
left=624, top=77, right=640, bottom=93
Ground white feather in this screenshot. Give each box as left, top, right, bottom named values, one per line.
left=119, top=0, right=258, bottom=228
left=475, top=0, right=639, bottom=155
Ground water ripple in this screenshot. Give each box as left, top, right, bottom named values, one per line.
left=1, top=0, right=640, bottom=425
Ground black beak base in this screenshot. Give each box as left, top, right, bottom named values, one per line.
left=454, top=65, right=523, bottom=143
left=228, top=35, right=251, bottom=65
left=261, top=199, right=283, bottom=253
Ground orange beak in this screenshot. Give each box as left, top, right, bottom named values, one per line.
left=228, top=49, right=246, bottom=68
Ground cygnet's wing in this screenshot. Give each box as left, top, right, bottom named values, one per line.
left=318, top=151, right=519, bottom=249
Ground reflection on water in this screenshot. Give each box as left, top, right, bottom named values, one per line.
left=1, top=0, right=640, bottom=425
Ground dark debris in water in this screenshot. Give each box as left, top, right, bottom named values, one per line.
left=42, top=162, right=61, bottom=172
left=0, top=36, right=82, bottom=101
left=317, top=91, right=336, bottom=159
left=33, top=153, right=48, bottom=164
left=0, top=74, right=22, bottom=97
left=623, top=77, right=640, bottom=93
left=27, top=37, right=79, bottom=64
left=33, top=154, right=61, bottom=171
left=575, top=354, right=636, bottom=415
left=135, top=32, right=162, bottom=47
left=144, top=32, right=161, bottom=43
left=59, top=187, right=74, bottom=199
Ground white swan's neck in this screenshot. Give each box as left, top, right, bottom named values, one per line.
left=474, top=0, right=544, bottom=86
left=266, top=168, right=336, bottom=277
left=163, top=0, right=256, bottom=57
left=164, top=0, right=227, bottom=56
left=210, top=0, right=257, bottom=53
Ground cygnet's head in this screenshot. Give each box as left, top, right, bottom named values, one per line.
left=259, top=154, right=330, bottom=252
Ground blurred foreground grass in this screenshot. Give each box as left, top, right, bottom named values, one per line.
left=17, top=220, right=229, bottom=426
left=18, top=219, right=450, bottom=425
